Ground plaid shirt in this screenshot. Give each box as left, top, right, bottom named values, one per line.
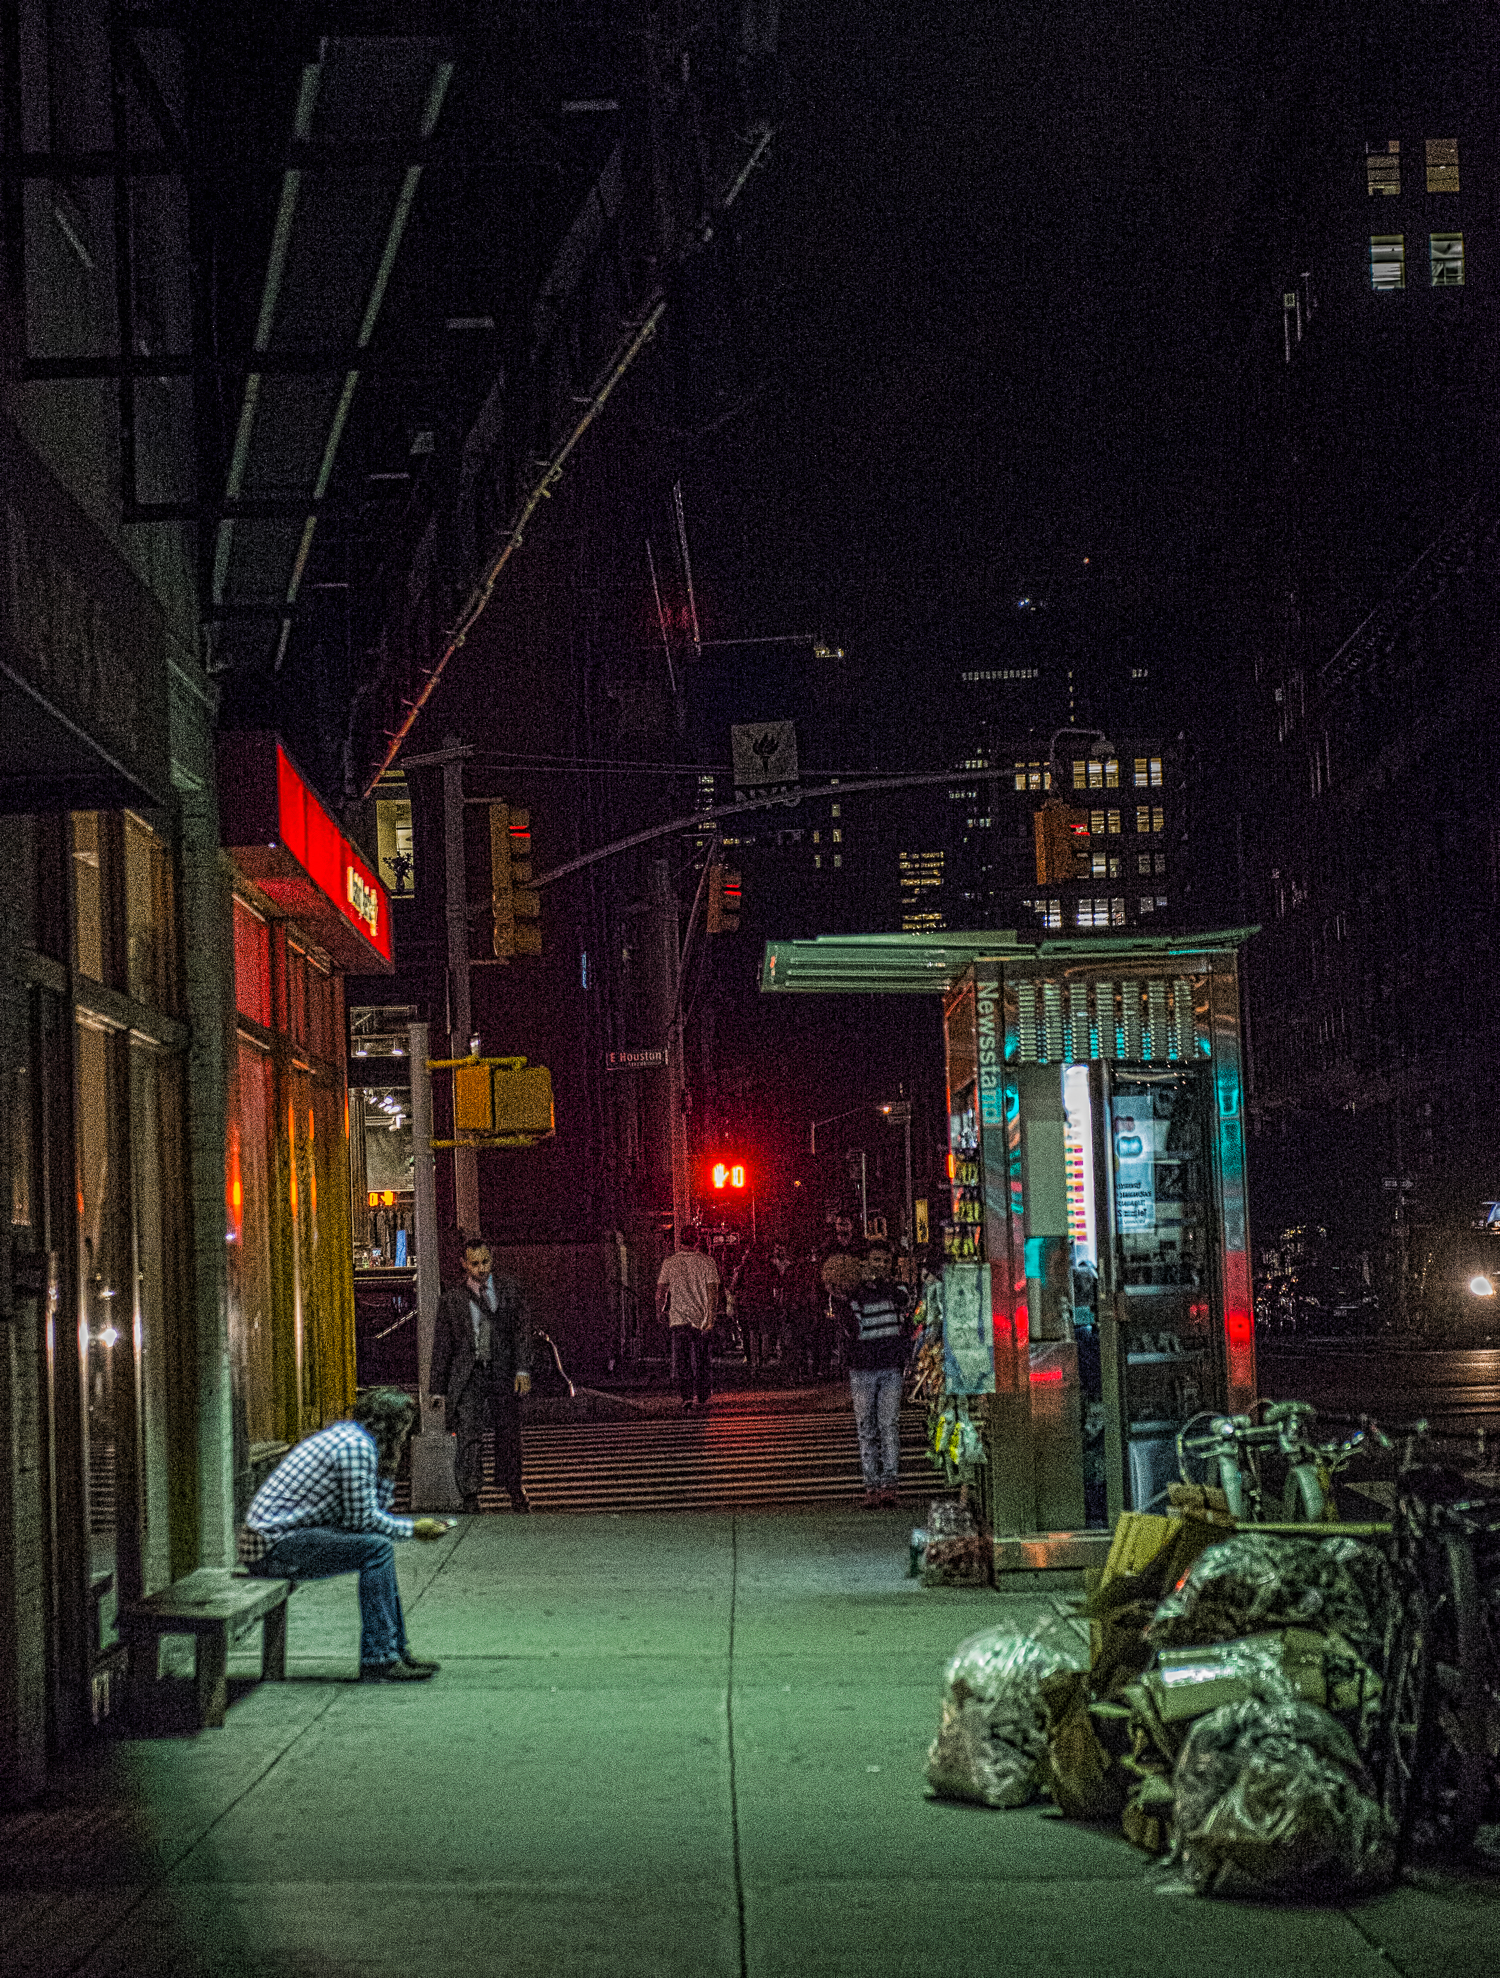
left=239, top=1421, right=413, bottom=1564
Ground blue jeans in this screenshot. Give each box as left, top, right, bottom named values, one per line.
left=850, top=1367, right=902, bottom=1489
left=253, top=1528, right=408, bottom=1668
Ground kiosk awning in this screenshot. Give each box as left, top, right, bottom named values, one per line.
left=760, top=929, right=1259, bottom=997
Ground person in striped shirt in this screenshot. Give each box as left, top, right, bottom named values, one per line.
left=841, top=1239, right=912, bottom=1508
left=241, top=1388, right=449, bottom=1681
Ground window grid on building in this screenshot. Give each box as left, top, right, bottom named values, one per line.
left=1426, top=138, right=1459, bottom=194
left=1009, top=976, right=1209, bottom=1065
left=1370, top=235, right=1405, bottom=291
left=1365, top=139, right=1400, bottom=197
left=1431, top=233, right=1464, bottom=285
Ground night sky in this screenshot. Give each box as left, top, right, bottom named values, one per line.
left=681, top=0, right=1262, bottom=769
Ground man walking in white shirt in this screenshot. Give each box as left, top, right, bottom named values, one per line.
left=656, top=1227, right=721, bottom=1411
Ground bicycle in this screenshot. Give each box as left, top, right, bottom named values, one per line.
left=1176, top=1400, right=1390, bottom=1522
left=1379, top=1448, right=1500, bottom=1859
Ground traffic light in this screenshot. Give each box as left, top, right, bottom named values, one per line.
left=710, top=1159, right=748, bottom=1190
left=1033, top=801, right=1090, bottom=885
left=490, top=803, right=542, bottom=959
left=706, top=862, right=741, bottom=933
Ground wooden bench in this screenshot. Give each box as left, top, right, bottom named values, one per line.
left=120, top=1568, right=291, bottom=1729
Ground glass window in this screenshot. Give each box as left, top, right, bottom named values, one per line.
left=125, top=814, right=177, bottom=1012
left=1087, top=759, right=1104, bottom=789
left=72, top=813, right=103, bottom=981
left=1133, top=758, right=1149, bottom=788
left=1105, top=759, right=1119, bottom=788
left=1431, top=233, right=1464, bottom=285
left=1107, top=810, right=1121, bottom=834
left=1153, top=806, right=1165, bottom=832
left=1149, top=757, right=1163, bottom=787
left=1072, top=760, right=1087, bottom=790
left=233, top=899, right=271, bottom=1026
left=1138, top=853, right=1153, bottom=875
left=1425, top=139, right=1459, bottom=194
left=1365, top=140, right=1400, bottom=196
left=1091, top=852, right=1107, bottom=878
left=1370, top=235, right=1405, bottom=290
left=375, top=794, right=414, bottom=897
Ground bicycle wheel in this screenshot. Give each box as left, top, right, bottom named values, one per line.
left=1383, top=1535, right=1487, bottom=1857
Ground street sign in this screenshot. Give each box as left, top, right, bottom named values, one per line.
left=607, top=1048, right=667, bottom=1070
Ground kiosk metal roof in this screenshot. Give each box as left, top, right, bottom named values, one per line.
left=759, top=928, right=1259, bottom=996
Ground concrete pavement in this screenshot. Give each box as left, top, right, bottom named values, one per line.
left=4, top=1508, right=1497, bottom=1978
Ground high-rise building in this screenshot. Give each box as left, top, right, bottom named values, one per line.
left=1214, top=8, right=1498, bottom=1267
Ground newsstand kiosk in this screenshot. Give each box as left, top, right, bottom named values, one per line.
left=760, top=929, right=1258, bottom=1570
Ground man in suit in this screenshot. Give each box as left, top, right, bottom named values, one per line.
left=429, top=1237, right=533, bottom=1513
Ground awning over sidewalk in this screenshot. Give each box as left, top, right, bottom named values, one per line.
left=759, top=928, right=1259, bottom=996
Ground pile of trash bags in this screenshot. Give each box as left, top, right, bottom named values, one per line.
left=925, top=1507, right=1397, bottom=1899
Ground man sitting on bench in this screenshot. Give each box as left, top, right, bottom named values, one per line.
left=239, top=1388, right=449, bottom=1683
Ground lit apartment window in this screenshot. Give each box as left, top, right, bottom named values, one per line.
left=1076, top=897, right=1118, bottom=929
left=1072, top=760, right=1087, bottom=790
left=1431, top=234, right=1464, bottom=286
left=1365, top=139, right=1400, bottom=196
left=1370, top=236, right=1405, bottom=291
left=1108, top=856, right=1121, bottom=879
left=813, top=854, right=822, bottom=870
left=1133, top=758, right=1148, bottom=787
left=831, top=803, right=841, bottom=818
left=1090, top=810, right=1105, bottom=835
left=812, top=830, right=820, bottom=844
left=1088, top=759, right=1105, bottom=790
left=1107, top=810, right=1121, bottom=834
left=1105, top=758, right=1119, bottom=788
left=1042, top=899, right=1061, bottom=930
left=1137, top=853, right=1152, bottom=875
left=1139, top=897, right=1155, bottom=915
left=1136, top=806, right=1150, bottom=833
left=1091, top=852, right=1108, bottom=878
left=1131, top=668, right=1149, bottom=680
left=1149, top=758, right=1162, bottom=787
left=1426, top=138, right=1459, bottom=194
left=833, top=854, right=842, bottom=869
left=1154, top=853, right=1166, bottom=875
left=832, top=828, right=842, bottom=843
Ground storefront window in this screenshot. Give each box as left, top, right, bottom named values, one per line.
left=72, top=813, right=103, bottom=981
left=375, top=786, right=414, bottom=896
left=226, top=1039, right=277, bottom=1449
left=349, top=1006, right=416, bottom=1275
left=233, top=898, right=272, bottom=1027
left=125, top=815, right=177, bottom=1011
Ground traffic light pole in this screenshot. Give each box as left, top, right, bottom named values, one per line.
left=443, top=752, right=480, bottom=1240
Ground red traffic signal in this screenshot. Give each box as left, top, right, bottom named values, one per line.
left=710, top=1160, right=748, bottom=1190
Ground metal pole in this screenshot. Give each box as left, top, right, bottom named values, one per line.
left=443, top=754, right=479, bottom=1239
left=903, top=1112, right=914, bottom=1259
left=408, top=1023, right=440, bottom=1428
left=409, top=1021, right=459, bottom=1510
left=651, top=860, right=691, bottom=1248
left=860, top=1151, right=868, bottom=1236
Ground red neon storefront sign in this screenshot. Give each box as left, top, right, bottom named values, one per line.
left=218, top=734, right=393, bottom=971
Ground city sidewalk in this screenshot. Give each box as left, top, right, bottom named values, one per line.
left=5, top=1509, right=1496, bottom=1978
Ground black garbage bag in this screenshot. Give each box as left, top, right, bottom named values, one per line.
left=1172, top=1698, right=1395, bottom=1899
left=1148, top=1532, right=1390, bottom=1663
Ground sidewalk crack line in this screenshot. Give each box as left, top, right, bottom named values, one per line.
left=727, top=1511, right=748, bottom=1978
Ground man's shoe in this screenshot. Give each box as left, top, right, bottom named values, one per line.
left=510, top=1493, right=532, bottom=1515
left=460, top=1494, right=481, bottom=1515
left=401, top=1652, right=441, bottom=1673
left=359, top=1659, right=435, bottom=1682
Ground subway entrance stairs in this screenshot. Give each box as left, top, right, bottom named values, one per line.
left=397, top=1384, right=937, bottom=1515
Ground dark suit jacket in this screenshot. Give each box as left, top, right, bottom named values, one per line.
left=429, top=1273, right=532, bottom=1401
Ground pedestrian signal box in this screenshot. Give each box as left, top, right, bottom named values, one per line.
left=432, top=1054, right=555, bottom=1149
left=710, top=1160, right=748, bottom=1190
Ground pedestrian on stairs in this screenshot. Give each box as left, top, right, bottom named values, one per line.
left=430, top=1238, right=533, bottom=1514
